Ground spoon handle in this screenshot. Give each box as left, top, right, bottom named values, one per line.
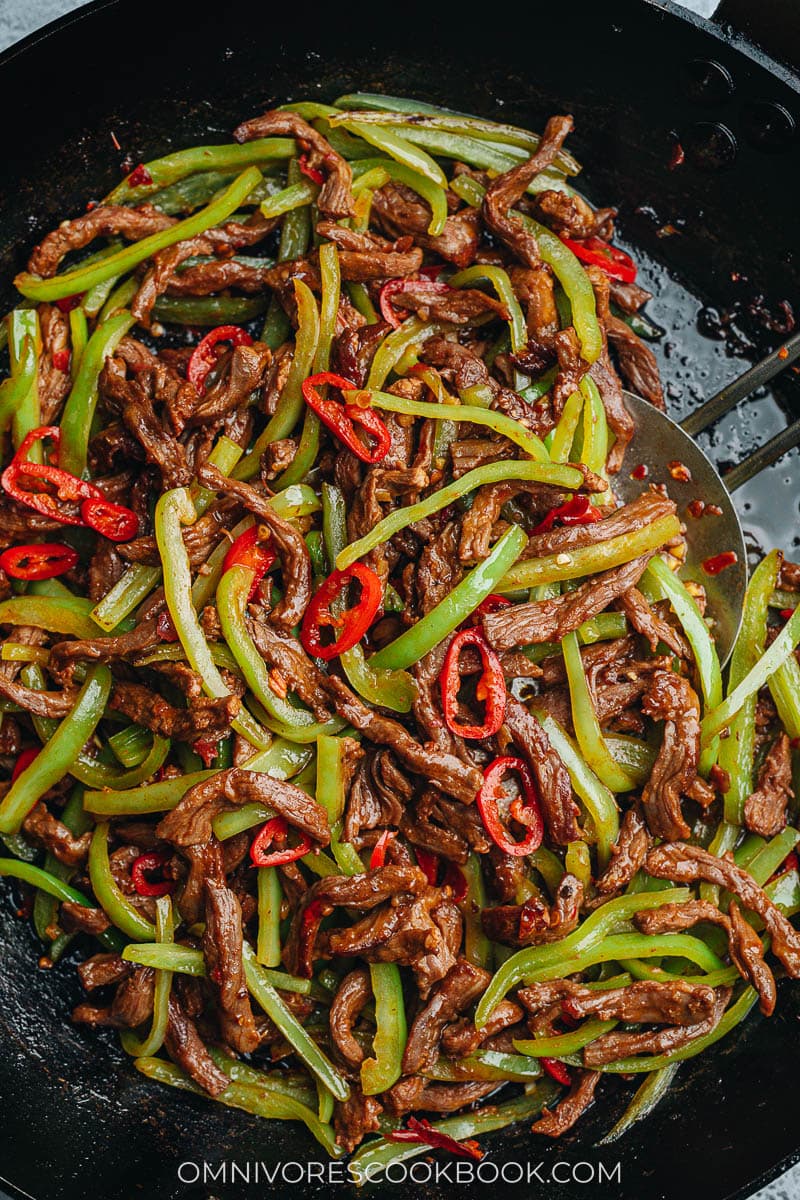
left=680, top=328, right=800, bottom=437
left=724, top=414, right=800, bottom=492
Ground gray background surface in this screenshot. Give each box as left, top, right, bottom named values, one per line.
left=0, top=1, right=796, bottom=1198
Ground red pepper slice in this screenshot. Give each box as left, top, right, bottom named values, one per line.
left=80, top=498, right=139, bottom=542
left=410, top=849, right=466, bottom=899
left=157, top=610, right=180, bottom=642
left=369, top=828, right=397, bottom=870
left=193, top=738, right=219, bottom=768
left=387, top=1116, right=483, bottom=1161
left=300, top=562, right=382, bottom=661
left=442, top=860, right=468, bottom=902
left=559, top=235, right=637, bottom=284
left=131, top=850, right=174, bottom=898
left=301, top=373, right=391, bottom=464
left=378, top=277, right=452, bottom=329
left=0, top=543, right=78, bottom=581
left=222, top=526, right=276, bottom=599
left=440, top=628, right=506, bottom=740
left=532, top=493, right=603, bottom=534
left=250, top=815, right=313, bottom=867
left=297, top=154, right=326, bottom=186
left=187, top=325, right=254, bottom=391
left=127, top=163, right=154, bottom=188
left=55, top=295, right=82, bottom=313
left=541, top=1057, right=572, bottom=1086
left=471, top=593, right=512, bottom=625
left=415, top=848, right=440, bottom=886
left=11, top=747, right=39, bottom=782
left=476, top=756, right=544, bottom=857
left=2, top=427, right=105, bottom=525
left=52, top=349, right=71, bottom=373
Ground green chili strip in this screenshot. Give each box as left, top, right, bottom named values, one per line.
left=459, top=853, right=493, bottom=970
left=447, top=265, right=527, bottom=353
left=0, top=665, right=111, bottom=834
left=136, top=642, right=240, bottom=676
left=525, top=931, right=722, bottom=986
left=153, top=295, right=268, bottom=326
left=645, top=555, right=724, bottom=775
left=578, top=375, right=608, bottom=477
left=500, top=513, right=681, bottom=592
left=123, top=941, right=311, bottom=995
left=191, top=434, right=245, bottom=516
left=769, top=649, right=800, bottom=738
left=18, top=168, right=263, bottom=302
left=475, top=888, right=688, bottom=1026
left=59, top=309, right=136, bottom=477
left=0, top=310, right=39, bottom=442
left=562, top=631, right=637, bottom=793
left=370, top=524, right=528, bottom=672
left=242, top=943, right=349, bottom=1100
left=89, top=820, right=156, bottom=940
left=71, top=734, right=170, bottom=792
left=208, top=1048, right=317, bottom=1107
left=514, top=1019, right=617, bottom=1058
left=0, top=857, right=93, bottom=908
left=155, top=487, right=268, bottom=748
left=121, top=897, right=174, bottom=1057
left=360, top=963, right=407, bottom=1095
left=257, top=866, right=283, bottom=968
left=0, top=595, right=113, bottom=639
left=549, top=388, right=584, bottom=464
left=98, top=278, right=137, bottom=322
left=351, top=387, right=548, bottom=461
left=701, top=581, right=800, bottom=748
left=68, top=307, right=88, bottom=380
left=105, top=139, right=293, bottom=205
left=92, top=564, right=162, bottom=632
left=234, top=278, right=319, bottom=480
left=540, top=713, right=620, bottom=865
left=424, top=1049, right=543, bottom=1084
left=367, top=317, right=440, bottom=390
left=330, top=117, right=446, bottom=187
left=600, top=1064, right=680, bottom=1143
left=337, top=461, right=578, bottom=572
left=260, top=179, right=317, bottom=219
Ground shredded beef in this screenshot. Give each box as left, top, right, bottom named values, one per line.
left=744, top=732, right=793, bottom=837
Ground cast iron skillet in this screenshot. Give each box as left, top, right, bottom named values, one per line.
left=1, top=2, right=799, bottom=1197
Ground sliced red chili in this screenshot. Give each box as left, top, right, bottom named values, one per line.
left=369, top=828, right=397, bottom=870
left=251, top=815, right=313, bottom=867
left=157, top=610, right=180, bottom=642
left=52, top=349, right=71, bottom=373
left=127, top=163, right=154, bottom=188
left=81, top=498, right=139, bottom=542
left=0, top=543, right=78, bottom=581
left=702, top=551, right=738, bottom=576
left=442, top=861, right=468, bottom=902
left=131, top=850, right=174, bottom=898
left=541, top=1057, right=572, bottom=1086
left=387, top=1117, right=484, bottom=1160
left=297, top=154, right=325, bottom=186
left=2, top=427, right=104, bottom=524
left=193, top=738, right=219, bottom=768
left=440, top=628, right=506, bottom=740
left=532, top=493, right=603, bottom=534
left=780, top=608, right=796, bottom=621
left=471, top=593, right=512, bottom=624
left=770, top=850, right=799, bottom=883
left=476, top=756, right=544, bottom=857
left=187, top=325, right=254, bottom=391
left=11, top=747, right=39, bottom=782
left=55, top=295, right=82, bottom=313
left=559, top=235, right=637, bottom=284
left=415, top=849, right=440, bottom=886
left=379, top=277, right=452, bottom=329
left=302, top=372, right=391, bottom=464
left=300, top=562, right=382, bottom=661
left=222, top=525, right=276, bottom=599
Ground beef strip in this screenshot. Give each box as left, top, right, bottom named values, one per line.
left=402, top=960, right=490, bottom=1074
left=560, top=979, right=716, bottom=1024
left=164, top=992, right=229, bottom=1097
left=186, top=342, right=272, bottom=429
left=585, top=266, right=634, bottom=469
left=334, top=1087, right=383, bottom=1154
left=535, top=190, right=616, bottom=240
left=196, top=465, right=311, bottom=630
left=607, top=315, right=664, bottom=410
left=583, top=986, right=731, bottom=1067
left=609, top=279, right=653, bottom=314
left=441, top=999, right=524, bottom=1057
left=459, top=480, right=571, bottom=563
left=77, top=953, right=132, bottom=992
left=645, top=842, right=800, bottom=976
left=329, top=967, right=371, bottom=1068
left=22, top=802, right=91, bottom=867
left=617, top=587, right=691, bottom=659
left=393, top=284, right=508, bottom=325
left=418, top=1081, right=499, bottom=1112
left=744, top=732, right=793, bottom=837
left=371, top=181, right=480, bottom=268
left=0, top=673, right=75, bottom=718
left=110, top=681, right=240, bottom=744
left=482, top=873, right=583, bottom=946
left=640, top=671, right=704, bottom=841
left=234, top=110, right=353, bottom=218
left=61, top=902, right=112, bottom=936
left=343, top=749, right=409, bottom=844
left=503, top=698, right=581, bottom=844
left=595, top=808, right=651, bottom=894
left=531, top=1070, right=601, bottom=1137
left=203, top=847, right=260, bottom=1054
left=37, top=304, right=71, bottom=422
left=111, top=967, right=156, bottom=1028
left=728, top=900, right=777, bottom=1017
left=483, top=554, right=654, bottom=649
left=157, top=769, right=330, bottom=848
left=28, top=205, right=176, bottom=277
left=521, top=491, right=675, bottom=562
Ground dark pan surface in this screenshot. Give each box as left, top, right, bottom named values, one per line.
left=1, top=2, right=799, bottom=1197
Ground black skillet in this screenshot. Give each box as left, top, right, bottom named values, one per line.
left=1, top=1, right=800, bottom=1197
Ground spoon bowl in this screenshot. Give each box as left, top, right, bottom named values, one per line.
left=615, top=391, right=748, bottom=665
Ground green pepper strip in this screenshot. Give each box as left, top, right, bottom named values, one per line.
left=769, top=649, right=800, bottom=739
left=0, top=595, right=114, bottom=639
left=242, top=943, right=349, bottom=1100
left=123, top=941, right=310, bottom=995
left=153, top=295, right=268, bottom=326
left=212, top=1050, right=337, bottom=1151
left=0, top=857, right=122, bottom=950
left=59, top=309, right=136, bottom=477
left=70, top=734, right=170, bottom=792
left=208, top=1048, right=317, bottom=1107
left=92, top=564, right=162, bottom=632
left=701, top=574, right=800, bottom=748
left=360, top=963, right=407, bottom=1095
left=447, top=265, right=527, bottom=354
left=474, top=888, right=689, bottom=1027
left=370, top=523, right=528, bottom=673
left=549, top=388, right=584, bottom=464
left=104, top=139, right=293, bottom=205
left=155, top=487, right=268, bottom=749
left=120, top=897, right=174, bottom=1057
left=350, top=157, right=447, bottom=236
left=352, top=387, right=549, bottom=461
left=645, top=555, right=724, bottom=776
left=514, top=1019, right=617, bottom=1058
left=337, top=461, right=579, bottom=572
left=348, top=1082, right=560, bottom=1176
left=562, top=631, right=637, bottom=794
left=367, top=317, right=440, bottom=390
left=68, top=307, right=88, bottom=381
left=259, top=179, right=317, bottom=219
left=98, top=278, right=137, bottom=323
left=424, top=1048, right=543, bottom=1084
left=499, top=513, right=681, bottom=592
left=89, top=821, right=156, bottom=941
left=322, top=483, right=416, bottom=712
left=0, top=310, right=39, bottom=443
left=277, top=242, right=340, bottom=489
left=260, top=157, right=311, bottom=349
left=525, top=931, right=722, bottom=985
left=257, top=866, right=283, bottom=968
left=578, top=375, right=609, bottom=478
left=17, top=168, right=263, bottom=302
left=459, top=853, right=493, bottom=970
left=0, top=665, right=111, bottom=834
left=330, top=117, right=447, bottom=187
left=397, top=128, right=571, bottom=194
left=134, top=1057, right=342, bottom=1158
left=538, top=713, right=619, bottom=866
left=234, top=278, right=320, bottom=480
left=216, top=563, right=344, bottom=740
left=191, top=434, right=245, bottom=516
left=599, top=1064, right=680, bottom=1143
left=449, top=174, right=601, bottom=364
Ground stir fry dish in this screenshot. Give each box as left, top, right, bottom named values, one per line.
left=2, top=93, right=800, bottom=1168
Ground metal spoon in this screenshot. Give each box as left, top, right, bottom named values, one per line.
left=612, top=327, right=800, bottom=663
